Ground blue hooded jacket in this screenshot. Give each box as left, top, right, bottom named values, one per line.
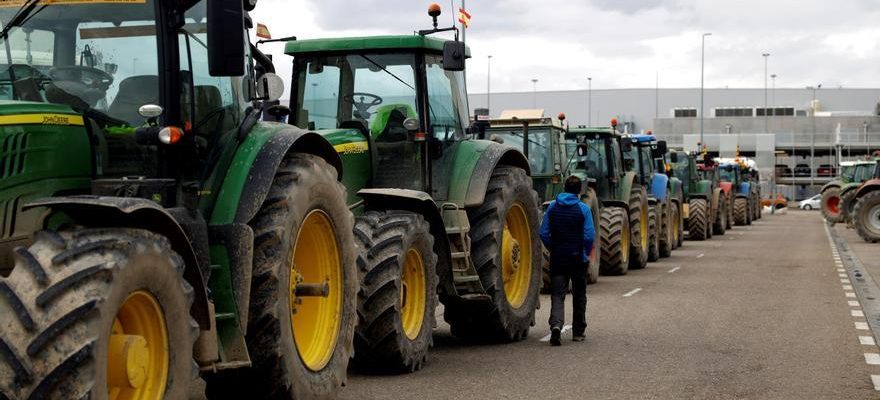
left=539, top=192, right=596, bottom=263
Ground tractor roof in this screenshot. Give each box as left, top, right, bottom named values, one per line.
left=285, top=35, right=471, bottom=56
left=568, top=126, right=620, bottom=137
left=841, top=160, right=877, bottom=166
left=487, top=109, right=564, bottom=129
left=628, top=134, right=657, bottom=143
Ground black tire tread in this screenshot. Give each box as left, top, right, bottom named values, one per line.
left=688, top=199, right=709, bottom=240
left=599, top=207, right=629, bottom=276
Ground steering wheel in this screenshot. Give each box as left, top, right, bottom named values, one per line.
left=344, top=92, right=383, bottom=120
left=47, top=66, right=114, bottom=107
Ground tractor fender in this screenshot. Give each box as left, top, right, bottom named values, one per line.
left=651, top=173, right=669, bottom=202
left=451, top=141, right=530, bottom=207
left=736, top=182, right=750, bottom=199
left=602, top=199, right=629, bottom=210
left=230, top=124, right=342, bottom=225
left=357, top=188, right=455, bottom=296
left=821, top=180, right=842, bottom=194
left=855, top=179, right=880, bottom=199
left=23, top=196, right=211, bottom=329
left=840, top=182, right=862, bottom=199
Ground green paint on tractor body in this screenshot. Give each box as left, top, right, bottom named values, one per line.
left=566, top=126, right=637, bottom=207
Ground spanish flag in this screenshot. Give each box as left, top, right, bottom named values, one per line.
left=458, top=7, right=471, bottom=28
left=256, top=23, right=271, bottom=39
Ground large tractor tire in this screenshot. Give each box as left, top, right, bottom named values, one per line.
left=628, top=188, right=650, bottom=270
left=447, top=167, right=541, bottom=342
left=746, top=197, right=753, bottom=225
left=854, top=191, right=880, bottom=243
left=734, top=197, right=749, bottom=226
left=688, top=198, right=709, bottom=241
left=0, top=228, right=201, bottom=400
left=659, top=202, right=673, bottom=258
left=670, top=202, right=681, bottom=250
left=674, top=202, right=684, bottom=248
left=647, top=204, right=660, bottom=263
left=726, top=192, right=735, bottom=230
left=352, top=211, right=438, bottom=372
left=821, top=188, right=845, bottom=224
left=215, top=153, right=357, bottom=399
left=599, top=207, right=630, bottom=276
left=584, top=189, right=601, bottom=284
left=713, top=196, right=727, bottom=236
left=842, top=189, right=859, bottom=226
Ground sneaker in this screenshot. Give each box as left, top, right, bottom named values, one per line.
left=572, top=333, right=586, bottom=342
left=550, top=327, right=562, bottom=346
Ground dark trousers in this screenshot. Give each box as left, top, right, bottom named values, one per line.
left=548, top=259, right=588, bottom=335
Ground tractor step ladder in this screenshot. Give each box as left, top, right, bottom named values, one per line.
left=441, top=203, right=488, bottom=297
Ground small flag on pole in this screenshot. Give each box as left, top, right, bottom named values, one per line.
left=458, top=7, right=471, bottom=28
left=256, top=23, right=271, bottom=39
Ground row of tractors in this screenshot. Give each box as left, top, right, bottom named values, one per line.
left=820, top=159, right=880, bottom=242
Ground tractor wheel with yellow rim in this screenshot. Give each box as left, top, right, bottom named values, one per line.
left=628, top=187, right=649, bottom=270
left=214, top=153, right=356, bottom=399
left=0, top=228, right=200, bottom=400
left=446, top=166, right=541, bottom=342
left=352, top=211, right=438, bottom=372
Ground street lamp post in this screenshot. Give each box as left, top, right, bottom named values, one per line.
left=700, top=32, right=711, bottom=151
left=587, top=77, right=593, bottom=126
left=763, top=53, right=770, bottom=133
left=808, top=84, right=821, bottom=188
left=487, top=55, right=492, bottom=113
left=531, top=79, right=538, bottom=108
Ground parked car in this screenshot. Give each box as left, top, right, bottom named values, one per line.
left=794, top=164, right=811, bottom=177
left=816, top=164, right=836, bottom=177
left=762, top=194, right=789, bottom=209
left=799, top=194, right=821, bottom=210
left=775, top=164, right=793, bottom=177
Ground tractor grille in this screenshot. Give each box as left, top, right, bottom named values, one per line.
left=0, top=132, right=29, bottom=179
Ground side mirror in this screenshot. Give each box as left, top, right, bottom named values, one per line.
left=256, top=72, right=285, bottom=101
left=669, top=152, right=679, bottom=163
left=657, top=140, right=668, bottom=155
left=621, top=139, right=633, bottom=152
left=442, top=40, right=466, bottom=71
left=554, top=163, right=562, bottom=172
left=576, top=143, right=589, bottom=157
left=207, top=0, right=245, bottom=76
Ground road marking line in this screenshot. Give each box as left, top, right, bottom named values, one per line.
left=847, top=292, right=857, bottom=298
left=668, top=267, right=681, bottom=273
left=862, top=336, right=877, bottom=346
left=856, top=321, right=870, bottom=330
left=838, top=269, right=846, bottom=273
left=850, top=300, right=861, bottom=307
left=872, top=375, right=880, bottom=391
left=853, top=309, right=865, bottom=317
left=696, top=253, right=704, bottom=258
left=840, top=273, right=848, bottom=277
left=866, top=353, right=880, bottom=365
left=623, top=288, right=642, bottom=297
left=539, top=325, right=572, bottom=342
left=845, top=285, right=854, bottom=290
left=842, top=279, right=851, bottom=283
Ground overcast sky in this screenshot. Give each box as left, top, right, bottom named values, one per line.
left=251, top=0, right=880, bottom=97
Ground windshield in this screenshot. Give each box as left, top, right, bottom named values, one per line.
left=0, top=0, right=164, bottom=125
left=493, top=129, right=552, bottom=174
left=719, top=167, right=736, bottom=182
left=840, top=165, right=856, bottom=181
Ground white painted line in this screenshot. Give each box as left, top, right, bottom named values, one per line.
left=696, top=253, right=704, bottom=259
left=848, top=292, right=858, bottom=298
left=850, top=300, right=861, bottom=307
left=622, top=288, right=642, bottom=297
left=668, top=267, right=681, bottom=273
left=842, top=279, right=852, bottom=283
left=856, top=321, right=870, bottom=330
left=837, top=269, right=846, bottom=273
left=865, top=353, right=880, bottom=365
left=840, top=273, right=848, bottom=278
left=861, top=336, right=876, bottom=346
left=539, top=325, right=572, bottom=342
left=872, top=375, right=880, bottom=391
left=844, top=285, right=854, bottom=291
left=853, top=309, right=865, bottom=317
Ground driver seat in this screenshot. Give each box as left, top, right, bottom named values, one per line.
left=109, top=75, right=159, bottom=126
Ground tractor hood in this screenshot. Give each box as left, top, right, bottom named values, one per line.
left=0, top=100, right=82, bottom=124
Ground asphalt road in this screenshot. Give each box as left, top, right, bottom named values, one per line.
left=340, top=210, right=879, bottom=400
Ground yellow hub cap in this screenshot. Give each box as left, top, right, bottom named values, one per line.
left=640, top=207, right=648, bottom=249
left=502, top=203, right=532, bottom=309
left=400, top=248, right=426, bottom=340
left=108, top=290, right=168, bottom=400
left=290, top=210, right=342, bottom=371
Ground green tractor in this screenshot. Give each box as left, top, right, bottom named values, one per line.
left=821, top=160, right=878, bottom=224
left=484, top=111, right=601, bottom=286
left=284, top=6, right=542, bottom=372
left=672, top=151, right=727, bottom=240
left=0, top=0, right=360, bottom=398
left=567, top=124, right=648, bottom=275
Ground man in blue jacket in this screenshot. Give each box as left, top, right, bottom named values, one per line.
left=540, top=176, right=595, bottom=346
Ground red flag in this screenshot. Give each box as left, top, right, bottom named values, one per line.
left=458, top=7, right=471, bottom=28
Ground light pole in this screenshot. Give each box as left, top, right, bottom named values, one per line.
left=700, top=32, right=711, bottom=151
left=763, top=53, right=770, bottom=133
left=487, top=55, right=492, bottom=113
left=808, top=84, right=821, bottom=188
left=588, top=77, right=592, bottom=126
left=771, top=74, right=777, bottom=108
left=531, top=78, right=538, bottom=108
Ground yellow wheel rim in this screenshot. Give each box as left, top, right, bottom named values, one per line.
left=621, top=215, right=630, bottom=265
left=640, top=206, right=648, bottom=249
left=290, top=210, right=342, bottom=371
left=672, top=209, right=679, bottom=243
left=108, top=290, right=168, bottom=400
left=400, top=248, right=426, bottom=340
left=502, top=203, right=532, bottom=309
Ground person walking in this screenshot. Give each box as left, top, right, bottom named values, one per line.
left=539, top=176, right=595, bottom=346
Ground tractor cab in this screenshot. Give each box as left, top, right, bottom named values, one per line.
left=484, top=109, right=568, bottom=202
left=624, top=134, right=664, bottom=190
left=566, top=125, right=626, bottom=202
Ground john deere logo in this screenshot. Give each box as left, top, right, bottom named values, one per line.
left=42, top=115, right=70, bottom=125
left=334, top=141, right=369, bottom=155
